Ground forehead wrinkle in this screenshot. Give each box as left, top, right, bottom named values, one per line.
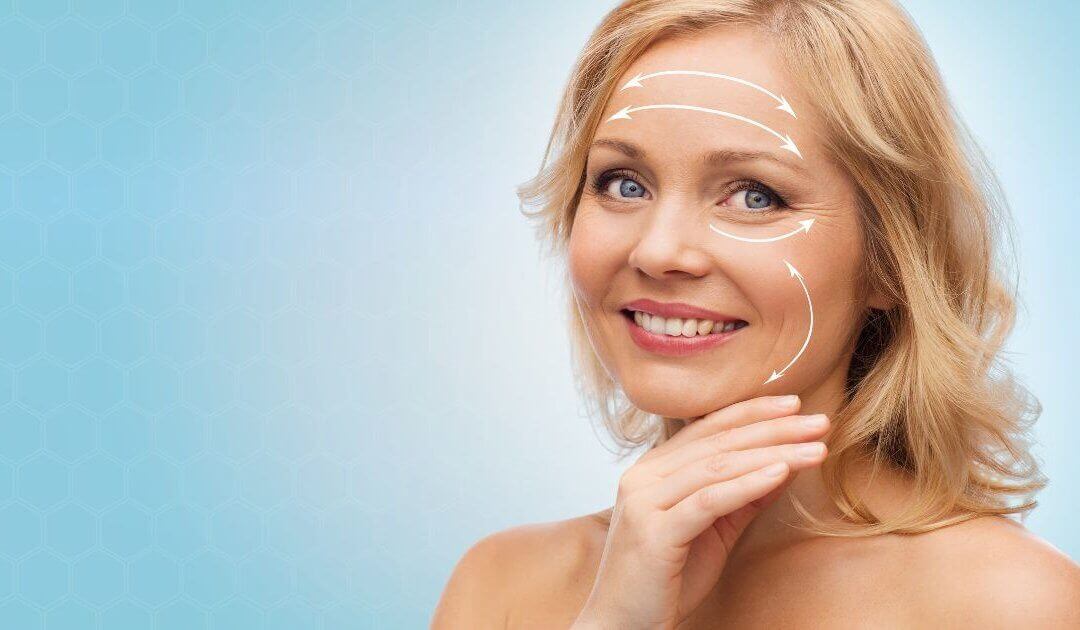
left=590, top=137, right=805, bottom=176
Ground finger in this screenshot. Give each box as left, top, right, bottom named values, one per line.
left=645, top=441, right=827, bottom=509
left=646, top=395, right=801, bottom=461
left=662, top=462, right=791, bottom=547
left=722, top=478, right=791, bottom=536
left=651, top=412, right=829, bottom=477
left=750, top=476, right=794, bottom=511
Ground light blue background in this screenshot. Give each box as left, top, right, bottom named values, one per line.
left=0, top=1, right=1074, bottom=628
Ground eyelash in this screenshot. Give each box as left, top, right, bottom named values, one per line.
left=589, top=168, right=789, bottom=212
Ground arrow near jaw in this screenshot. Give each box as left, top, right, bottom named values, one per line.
left=607, top=104, right=803, bottom=159
left=709, top=219, right=814, bottom=243
left=621, top=70, right=797, bottom=118
left=764, top=259, right=814, bottom=384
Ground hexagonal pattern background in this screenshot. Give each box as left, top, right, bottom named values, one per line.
left=0, top=1, right=522, bottom=626
left=1, top=0, right=1078, bottom=628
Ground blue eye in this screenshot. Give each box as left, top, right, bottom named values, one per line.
left=590, top=171, right=786, bottom=213
left=618, top=178, right=645, bottom=198
left=722, top=181, right=786, bottom=213
left=744, top=189, right=772, bottom=209
left=592, top=170, right=648, bottom=200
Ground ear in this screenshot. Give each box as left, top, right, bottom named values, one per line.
left=865, top=286, right=897, bottom=312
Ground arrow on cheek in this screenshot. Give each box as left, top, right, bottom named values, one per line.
left=708, top=219, right=814, bottom=243
left=764, top=259, right=813, bottom=384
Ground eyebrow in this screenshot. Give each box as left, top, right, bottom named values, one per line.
left=589, top=137, right=806, bottom=174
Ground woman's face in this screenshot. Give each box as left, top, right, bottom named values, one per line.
left=569, top=26, right=886, bottom=420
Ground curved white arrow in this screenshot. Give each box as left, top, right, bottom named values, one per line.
left=607, top=104, right=802, bottom=159
left=709, top=219, right=814, bottom=243
left=621, top=70, right=797, bottom=118
left=764, top=259, right=813, bottom=384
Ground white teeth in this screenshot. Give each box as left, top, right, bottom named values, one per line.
left=629, top=311, right=743, bottom=338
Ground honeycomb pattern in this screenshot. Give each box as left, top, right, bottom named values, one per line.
left=0, top=0, right=589, bottom=627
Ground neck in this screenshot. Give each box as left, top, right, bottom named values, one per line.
left=595, top=358, right=913, bottom=553
left=726, top=360, right=913, bottom=561
left=733, top=356, right=852, bottom=548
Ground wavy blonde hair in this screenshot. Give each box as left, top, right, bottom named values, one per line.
left=517, top=0, right=1047, bottom=537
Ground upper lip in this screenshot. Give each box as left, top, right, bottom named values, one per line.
left=621, top=298, right=744, bottom=323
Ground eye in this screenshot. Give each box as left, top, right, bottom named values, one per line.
left=743, top=189, right=772, bottom=209
left=720, top=180, right=787, bottom=213
left=614, top=177, right=647, bottom=198
left=591, top=169, right=650, bottom=201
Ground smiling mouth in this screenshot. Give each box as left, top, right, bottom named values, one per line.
left=620, top=308, right=749, bottom=337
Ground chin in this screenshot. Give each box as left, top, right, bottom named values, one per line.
left=621, top=377, right=738, bottom=420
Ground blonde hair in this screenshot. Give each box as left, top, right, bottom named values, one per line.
left=517, top=0, right=1047, bottom=537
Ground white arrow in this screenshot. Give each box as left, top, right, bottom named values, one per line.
left=607, top=104, right=802, bottom=159
left=709, top=219, right=814, bottom=243
left=621, top=70, right=797, bottom=118
left=764, top=259, right=813, bottom=384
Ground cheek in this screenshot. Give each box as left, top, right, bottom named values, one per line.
left=793, top=220, right=866, bottom=316
left=719, top=248, right=800, bottom=322
left=712, top=223, right=864, bottom=331
left=567, top=209, right=626, bottom=306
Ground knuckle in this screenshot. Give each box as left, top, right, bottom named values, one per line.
left=710, top=427, right=734, bottom=449
left=617, top=468, right=645, bottom=497
left=705, top=452, right=730, bottom=475
left=620, top=495, right=650, bottom=525
left=696, top=484, right=721, bottom=510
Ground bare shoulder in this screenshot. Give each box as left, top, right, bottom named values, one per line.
left=432, top=511, right=607, bottom=629
left=909, top=515, right=1080, bottom=627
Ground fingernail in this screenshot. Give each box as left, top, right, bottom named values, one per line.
left=797, top=442, right=825, bottom=458
left=762, top=462, right=788, bottom=477
left=776, top=395, right=799, bottom=408
left=801, top=414, right=827, bottom=429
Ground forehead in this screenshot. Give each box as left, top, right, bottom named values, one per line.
left=629, top=26, right=789, bottom=91
left=599, top=25, right=822, bottom=162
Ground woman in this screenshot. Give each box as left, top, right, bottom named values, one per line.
left=433, top=0, right=1080, bottom=627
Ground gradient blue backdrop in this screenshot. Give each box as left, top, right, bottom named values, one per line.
left=0, top=1, right=1075, bottom=628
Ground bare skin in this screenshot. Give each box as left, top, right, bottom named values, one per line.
left=432, top=23, right=1080, bottom=630
left=483, top=498, right=1078, bottom=629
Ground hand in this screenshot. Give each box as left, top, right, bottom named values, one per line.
left=571, top=394, right=830, bottom=630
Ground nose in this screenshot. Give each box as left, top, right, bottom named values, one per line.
left=627, top=203, right=712, bottom=280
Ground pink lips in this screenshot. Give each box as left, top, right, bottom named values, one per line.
left=621, top=298, right=742, bottom=323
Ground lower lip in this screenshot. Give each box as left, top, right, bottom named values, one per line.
left=624, top=313, right=746, bottom=356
